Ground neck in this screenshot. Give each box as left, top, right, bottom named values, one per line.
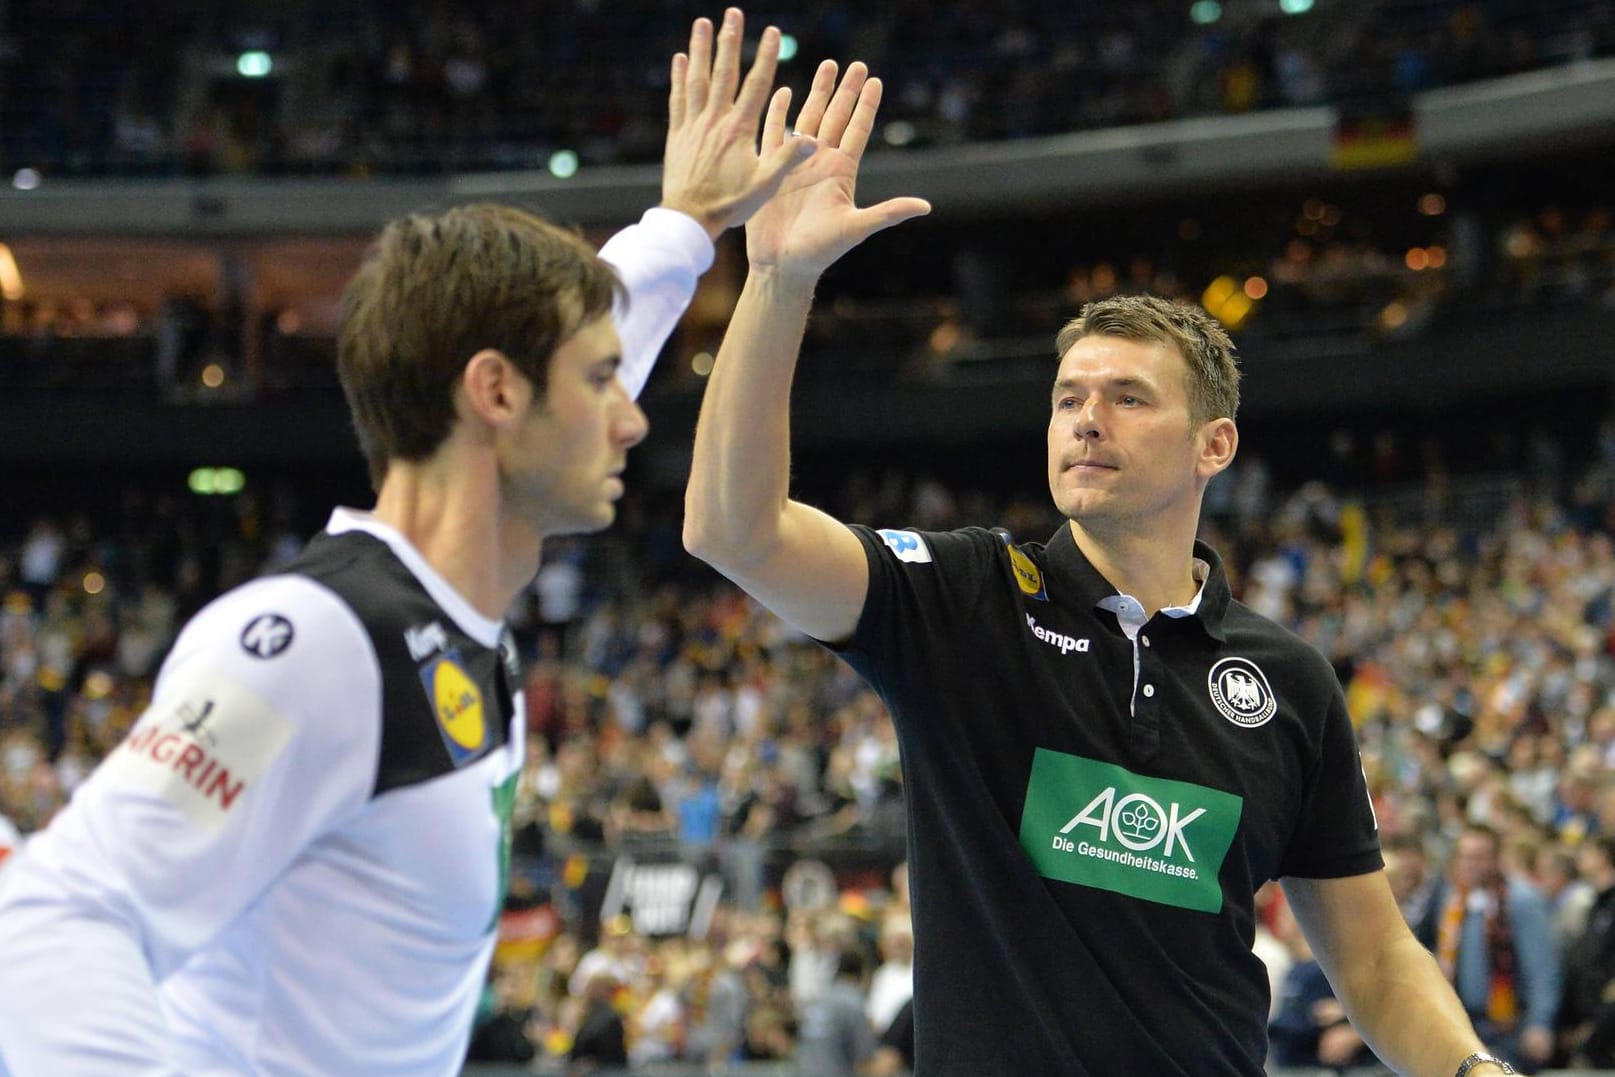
left=1067, top=516, right=1201, bottom=615
left=371, top=446, right=542, bottom=620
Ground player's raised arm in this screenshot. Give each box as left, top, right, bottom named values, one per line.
left=682, top=58, right=929, bottom=642
left=604, top=7, right=816, bottom=398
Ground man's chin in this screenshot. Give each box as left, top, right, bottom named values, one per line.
left=542, top=504, right=616, bottom=539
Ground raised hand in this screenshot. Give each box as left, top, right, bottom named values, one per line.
left=746, top=59, right=932, bottom=281
left=659, top=8, right=819, bottom=241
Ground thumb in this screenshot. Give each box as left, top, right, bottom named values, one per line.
left=851, top=196, right=932, bottom=239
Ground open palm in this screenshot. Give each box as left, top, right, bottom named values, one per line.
left=747, top=60, right=931, bottom=280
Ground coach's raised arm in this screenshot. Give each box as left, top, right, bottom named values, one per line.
left=682, top=58, right=930, bottom=644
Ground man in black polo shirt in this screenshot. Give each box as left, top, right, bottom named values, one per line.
left=682, top=57, right=1513, bottom=1077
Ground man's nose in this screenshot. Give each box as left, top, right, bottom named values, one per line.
left=613, top=385, right=648, bottom=447
left=1073, top=399, right=1104, bottom=440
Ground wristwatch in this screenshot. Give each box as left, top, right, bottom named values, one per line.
left=1453, top=1052, right=1515, bottom=1076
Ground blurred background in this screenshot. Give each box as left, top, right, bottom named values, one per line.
left=0, top=1, right=1613, bottom=1074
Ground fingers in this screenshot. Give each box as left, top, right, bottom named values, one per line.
left=837, top=76, right=881, bottom=160
left=854, top=197, right=933, bottom=239
left=755, top=137, right=813, bottom=191
left=816, top=62, right=868, bottom=150
left=791, top=59, right=839, bottom=138
left=707, top=8, right=744, bottom=113
left=685, top=16, right=714, bottom=115
left=742, top=136, right=818, bottom=213
left=668, top=52, right=688, bottom=130
left=761, top=87, right=792, bottom=153
left=734, top=25, right=781, bottom=122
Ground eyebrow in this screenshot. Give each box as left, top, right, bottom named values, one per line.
left=1051, top=375, right=1155, bottom=395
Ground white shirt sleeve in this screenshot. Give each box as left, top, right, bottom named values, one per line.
left=0, top=576, right=379, bottom=1076
left=598, top=207, right=715, bottom=399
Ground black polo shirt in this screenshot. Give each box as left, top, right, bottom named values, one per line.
left=831, top=523, right=1381, bottom=1076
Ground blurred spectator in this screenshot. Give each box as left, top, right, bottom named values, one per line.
left=792, top=908, right=867, bottom=1014
left=866, top=996, right=915, bottom=1076
left=685, top=936, right=750, bottom=1065
left=627, top=942, right=688, bottom=1065
left=1534, top=843, right=1597, bottom=963
left=1416, top=823, right=1562, bottom=1071
left=1384, top=832, right=1439, bottom=930
left=1268, top=893, right=1375, bottom=1071
left=567, top=969, right=628, bottom=1073
left=794, top=947, right=876, bottom=1077
left=865, top=914, right=914, bottom=1038
left=466, top=962, right=539, bottom=1064
left=569, top=915, right=640, bottom=1000
left=1561, top=834, right=1615, bottom=1068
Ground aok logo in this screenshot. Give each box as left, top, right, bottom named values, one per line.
left=1018, top=749, right=1243, bottom=913
left=1057, top=786, right=1205, bottom=860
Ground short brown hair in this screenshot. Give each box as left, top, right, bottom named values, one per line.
left=338, top=203, right=623, bottom=488
left=1054, top=295, right=1240, bottom=425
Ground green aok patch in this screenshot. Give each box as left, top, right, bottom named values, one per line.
left=1018, top=749, right=1242, bottom=913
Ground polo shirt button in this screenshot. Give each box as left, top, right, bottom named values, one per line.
left=1142, top=684, right=1155, bottom=698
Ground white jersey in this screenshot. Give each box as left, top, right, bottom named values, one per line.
left=0, top=209, right=712, bottom=1077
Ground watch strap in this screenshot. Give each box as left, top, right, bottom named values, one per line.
left=1454, top=1051, right=1516, bottom=1076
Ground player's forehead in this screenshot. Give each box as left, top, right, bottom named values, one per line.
left=1053, top=334, right=1184, bottom=393
left=552, top=313, right=621, bottom=368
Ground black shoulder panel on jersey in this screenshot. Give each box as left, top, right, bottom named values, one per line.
left=281, top=531, right=514, bottom=799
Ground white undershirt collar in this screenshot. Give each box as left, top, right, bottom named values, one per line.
left=1095, top=558, right=1211, bottom=641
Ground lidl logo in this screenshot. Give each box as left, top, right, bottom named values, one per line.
left=422, top=654, right=487, bottom=763
left=1019, top=749, right=1242, bottom=913
left=1008, top=544, right=1047, bottom=600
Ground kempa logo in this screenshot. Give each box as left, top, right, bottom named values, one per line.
left=1207, top=657, right=1277, bottom=728
left=1019, top=750, right=1243, bottom=913
left=1026, top=613, right=1089, bottom=655
left=240, top=614, right=294, bottom=659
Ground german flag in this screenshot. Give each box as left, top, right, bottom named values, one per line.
left=1331, top=103, right=1418, bottom=170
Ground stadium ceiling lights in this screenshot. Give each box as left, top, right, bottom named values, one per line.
left=189, top=468, right=246, bottom=496
left=237, top=51, right=273, bottom=78
left=547, top=150, right=579, bottom=179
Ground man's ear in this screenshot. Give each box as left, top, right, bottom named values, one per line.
left=458, top=349, right=532, bottom=429
left=1197, top=417, right=1239, bottom=481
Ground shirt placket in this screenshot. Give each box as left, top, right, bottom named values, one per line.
left=1099, top=595, right=1163, bottom=763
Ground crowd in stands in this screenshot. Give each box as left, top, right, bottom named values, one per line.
left=2, top=403, right=1613, bottom=1071
left=2, top=0, right=1612, bottom=178
left=2, top=190, right=1612, bottom=402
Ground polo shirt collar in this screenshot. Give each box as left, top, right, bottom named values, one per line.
left=1043, top=523, right=1232, bottom=642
